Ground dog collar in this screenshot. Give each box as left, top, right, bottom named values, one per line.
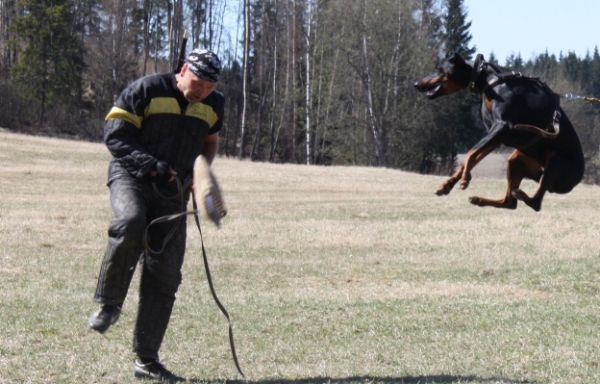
left=468, top=55, right=531, bottom=95
left=468, top=54, right=487, bottom=94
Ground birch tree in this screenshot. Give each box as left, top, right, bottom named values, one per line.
left=238, top=0, right=250, bottom=158
left=303, top=0, right=314, bottom=164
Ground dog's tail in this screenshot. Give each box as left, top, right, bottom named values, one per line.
left=513, top=110, right=561, bottom=139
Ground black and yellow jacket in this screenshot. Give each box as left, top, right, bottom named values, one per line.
left=103, top=73, right=224, bottom=184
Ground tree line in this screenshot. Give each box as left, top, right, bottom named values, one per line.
left=2, top=0, right=600, bottom=182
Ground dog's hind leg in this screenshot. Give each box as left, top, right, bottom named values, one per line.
left=513, top=151, right=579, bottom=211
left=508, top=151, right=544, bottom=211
left=470, top=150, right=541, bottom=209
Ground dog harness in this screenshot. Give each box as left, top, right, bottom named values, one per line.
left=469, top=54, right=557, bottom=98
left=468, top=54, right=561, bottom=145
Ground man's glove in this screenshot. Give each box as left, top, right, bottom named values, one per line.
left=192, top=155, right=227, bottom=227
left=153, top=161, right=175, bottom=184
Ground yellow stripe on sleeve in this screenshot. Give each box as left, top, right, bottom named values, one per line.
left=105, top=107, right=143, bottom=128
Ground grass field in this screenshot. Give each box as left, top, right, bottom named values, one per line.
left=1, top=130, right=600, bottom=384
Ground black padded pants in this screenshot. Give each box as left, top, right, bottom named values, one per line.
left=93, top=176, right=187, bottom=360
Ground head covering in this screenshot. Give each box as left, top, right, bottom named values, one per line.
left=185, top=49, right=222, bottom=83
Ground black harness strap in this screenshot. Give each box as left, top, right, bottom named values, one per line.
left=470, top=54, right=556, bottom=97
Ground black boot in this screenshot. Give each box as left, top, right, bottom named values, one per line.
left=88, top=304, right=121, bottom=334
left=133, top=358, right=184, bottom=382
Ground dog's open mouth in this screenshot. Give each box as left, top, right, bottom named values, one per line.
left=414, top=78, right=444, bottom=99
left=424, top=84, right=442, bottom=98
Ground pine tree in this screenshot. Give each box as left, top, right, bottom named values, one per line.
left=487, top=52, right=499, bottom=66
left=443, top=0, right=475, bottom=59
left=10, top=0, right=84, bottom=126
left=505, top=53, right=524, bottom=70
left=588, top=47, right=600, bottom=97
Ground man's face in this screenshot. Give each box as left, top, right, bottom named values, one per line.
left=177, top=64, right=217, bottom=103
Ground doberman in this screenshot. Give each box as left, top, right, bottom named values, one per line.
left=414, top=53, right=584, bottom=211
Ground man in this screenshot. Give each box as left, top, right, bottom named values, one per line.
left=88, top=49, right=224, bottom=381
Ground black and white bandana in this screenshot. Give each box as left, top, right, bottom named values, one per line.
left=185, top=49, right=222, bottom=83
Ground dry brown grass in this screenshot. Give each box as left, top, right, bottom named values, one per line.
left=1, top=130, right=600, bottom=383
left=456, top=153, right=508, bottom=179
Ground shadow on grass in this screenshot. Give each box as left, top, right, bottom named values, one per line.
left=185, top=375, right=536, bottom=384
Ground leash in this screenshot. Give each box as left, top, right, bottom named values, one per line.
left=190, top=196, right=245, bottom=378
left=143, top=177, right=188, bottom=255
left=143, top=178, right=245, bottom=378
left=563, top=92, right=600, bottom=104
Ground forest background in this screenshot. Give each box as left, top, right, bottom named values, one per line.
left=1, top=0, right=600, bottom=182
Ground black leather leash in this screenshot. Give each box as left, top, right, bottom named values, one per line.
left=143, top=178, right=245, bottom=378
left=190, top=196, right=245, bottom=378
left=143, top=177, right=188, bottom=255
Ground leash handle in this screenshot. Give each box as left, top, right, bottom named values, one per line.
left=192, top=195, right=245, bottom=378
left=563, top=93, right=600, bottom=104
left=143, top=177, right=187, bottom=255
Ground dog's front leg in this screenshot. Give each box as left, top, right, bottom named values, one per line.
left=460, top=119, right=508, bottom=188
left=458, top=142, right=500, bottom=190
left=435, top=143, right=496, bottom=196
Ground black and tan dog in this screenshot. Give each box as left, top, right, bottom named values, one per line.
left=414, top=53, right=584, bottom=211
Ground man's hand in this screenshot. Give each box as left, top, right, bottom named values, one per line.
left=151, top=161, right=177, bottom=183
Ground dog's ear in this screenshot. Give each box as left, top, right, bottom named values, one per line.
left=446, top=52, right=473, bottom=88
left=473, top=53, right=485, bottom=68
left=447, top=52, right=465, bottom=65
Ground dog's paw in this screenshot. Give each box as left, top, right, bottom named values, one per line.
left=469, top=196, right=482, bottom=206
left=436, top=184, right=453, bottom=195
left=512, top=189, right=541, bottom=211
left=436, top=177, right=458, bottom=195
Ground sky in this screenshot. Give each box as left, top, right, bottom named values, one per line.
left=464, top=0, right=600, bottom=64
